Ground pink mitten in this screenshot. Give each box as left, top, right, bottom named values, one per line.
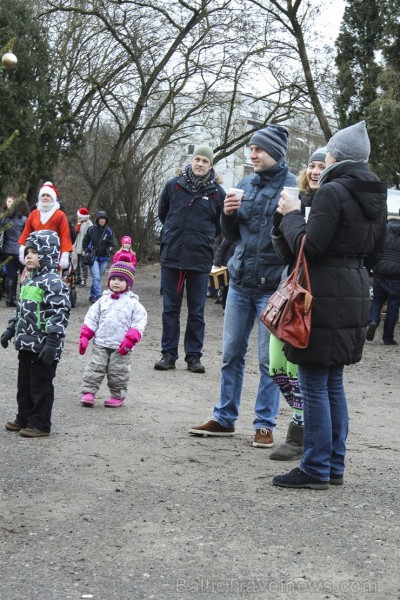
left=79, top=324, right=95, bottom=355
left=118, top=328, right=142, bottom=355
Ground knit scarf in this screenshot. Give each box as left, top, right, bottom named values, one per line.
left=37, top=199, right=60, bottom=224
left=318, top=159, right=357, bottom=187
left=184, top=165, right=214, bottom=192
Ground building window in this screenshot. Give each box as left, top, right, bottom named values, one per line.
left=188, top=144, right=194, bottom=155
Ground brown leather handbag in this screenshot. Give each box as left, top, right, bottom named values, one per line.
left=260, top=235, right=313, bottom=349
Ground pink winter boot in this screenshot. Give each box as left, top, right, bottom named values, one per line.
left=81, top=393, right=95, bottom=407
left=104, top=397, right=124, bottom=408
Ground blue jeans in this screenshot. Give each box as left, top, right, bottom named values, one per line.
left=89, top=259, right=108, bottom=300
left=160, top=267, right=209, bottom=362
left=213, top=286, right=280, bottom=430
left=369, top=277, right=400, bottom=342
left=298, top=364, right=348, bottom=481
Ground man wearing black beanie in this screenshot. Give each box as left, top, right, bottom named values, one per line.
left=189, top=124, right=297, bottom=448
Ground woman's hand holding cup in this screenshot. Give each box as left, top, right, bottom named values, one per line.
left=277, top=187, right=301, bottom=216
left=224, top=188, right=244, bottom=215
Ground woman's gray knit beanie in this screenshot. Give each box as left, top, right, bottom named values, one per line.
left=326, top=121, right=370, bottom=163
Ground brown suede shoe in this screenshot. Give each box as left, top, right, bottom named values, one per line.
left=253, top=427, right=274, bottom=448
left=5, top=420, right=23, bottom=432
left=20, top=428, right=50, bottom=438
left=188, top=418, right=234, bottom=437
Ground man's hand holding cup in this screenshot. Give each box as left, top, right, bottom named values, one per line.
left=224, top=188, right=244, bottom=215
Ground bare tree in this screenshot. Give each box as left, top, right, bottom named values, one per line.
left=247, top=0, right=334, bottom=140
left=39, top=0, right=317, bottom=206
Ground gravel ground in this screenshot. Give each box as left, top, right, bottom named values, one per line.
left=1, top=263, right=399, bottom=600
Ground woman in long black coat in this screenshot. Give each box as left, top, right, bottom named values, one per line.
left=271, top=121, right=387, bottom=490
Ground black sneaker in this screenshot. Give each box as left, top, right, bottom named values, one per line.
left=383, top=339, right=398, bottom=346
left=366, top=322, right=378, bottom=341
left=187, top=358, right=205, bottom=373
left=329, top=473, right=344, bottom=486
left=154, top=355, right=176, bottom=370
left=272, top=467, right=329, bottom=490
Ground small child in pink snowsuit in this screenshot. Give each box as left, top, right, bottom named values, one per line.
left=78, top=259, right=147, bottom=408
left=113, top=235, right=137, bottom=267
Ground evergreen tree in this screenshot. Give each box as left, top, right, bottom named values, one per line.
left=335, top=0, right=382, bottom=126
left=0, top=0, right=74, bottom=201
left=335, top=0, right=400, bottom=185
left=366, top=0, right=400, bottom=186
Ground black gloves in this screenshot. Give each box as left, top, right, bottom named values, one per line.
left=1, top=327, right=14, bottom=349
left=38, top=336, right=60, bottom=365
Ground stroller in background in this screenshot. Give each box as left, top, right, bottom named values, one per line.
left=62, top=254, right=77, bottom=308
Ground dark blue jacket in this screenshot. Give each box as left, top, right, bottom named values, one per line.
left=83, top=223, right=115, bottom=261
left=372, top=217, right=400, bottom=279
left=158, top=171, right=225, bottom=272
left=221, top=162, right=296, bottom=294
left=1, top=214, right=27, bottom=254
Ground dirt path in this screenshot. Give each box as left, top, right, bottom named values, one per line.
left=1, top=263, right=399, bottom=599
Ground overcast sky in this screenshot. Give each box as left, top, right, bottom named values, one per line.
left=317, top=0, right=346, bottom=43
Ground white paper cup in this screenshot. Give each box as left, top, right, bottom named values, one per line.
left=227, top=187, right=244, bottom=200
left=283, top=186, right=300, bottom=200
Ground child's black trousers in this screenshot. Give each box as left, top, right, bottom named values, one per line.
left=16, top=350, right=57, bottom=433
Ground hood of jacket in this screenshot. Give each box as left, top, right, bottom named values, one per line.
left=320, top=161, right=387, bottom=221
left=25, top=229, right=60, bottom=275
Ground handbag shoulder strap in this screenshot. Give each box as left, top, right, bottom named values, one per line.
left=293, top=235, right=311, bottom=291
left=91, top=227, right=107, bottom=251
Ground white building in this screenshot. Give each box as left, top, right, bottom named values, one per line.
left=175, top=96, right=327, bottom=188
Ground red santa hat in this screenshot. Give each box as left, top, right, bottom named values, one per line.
left=39, top=185, right=57, bottom=203
left=77, top=207, right=90, bottom=219
left=43, top=181, right=59, bottom=198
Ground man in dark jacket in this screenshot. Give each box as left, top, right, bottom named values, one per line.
left=83, top=211, right=115, bottom=302
left=367, top=216, right=400, bottom=345
left=154, top=145, right=225, bottom=373
left=189, top=124, right=297, bottom=447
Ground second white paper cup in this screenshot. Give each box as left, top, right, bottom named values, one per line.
left=227, top=187, right=244, bottom=199
left=283, top=186, right=300, bottom=200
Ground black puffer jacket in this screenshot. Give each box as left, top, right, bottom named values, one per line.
left=271, top=190, right=315, bottom=269
left=371, top=217, right=400, bottom=279
left=158, top=170, right=225, bottom=272
left=279, top=161, right=387, bottom=367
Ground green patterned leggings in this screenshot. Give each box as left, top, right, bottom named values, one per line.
left=269, top=334, right=304, bottom=426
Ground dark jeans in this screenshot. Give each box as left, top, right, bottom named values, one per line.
left=76, top=254, right=89, bottom=281
left=3, top=253, right=23, bottom=300
left=3, top=253, right=22, bottom=284
left=369, top=277, right=400, bottom=342
left=160, top=267, right=209, bottom=362
left=299, top=364, right=348, bottom=481
left=16, top=350, right=57, bottom=432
